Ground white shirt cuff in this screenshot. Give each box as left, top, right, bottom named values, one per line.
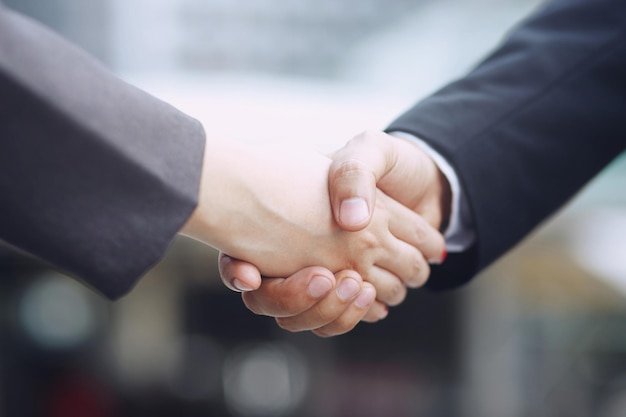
left=390, top=131, right=476, bottom=252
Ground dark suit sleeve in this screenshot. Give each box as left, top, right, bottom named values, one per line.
left=388, top=0, right=626, bottom=290
left=0, top=5, right=205, bottom=299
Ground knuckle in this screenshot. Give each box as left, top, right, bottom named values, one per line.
left=410, top=261, right=430, bottom=288
left=412, top=220, right=428, bottom=245
left=312, top=302, right=341, bottom=324
left=384, top=281, right=407, bottom=307
left=313, top=319, right=358, bottom=337
left=358, top=231, right=380, bottom=251
left=333, top=316, right=359, bottom=335
left=312, top=329, right=334, bottom=338
left=404, top=257, right=424, bottom=288
left=352, top=130, right=381, bottom=145
left=275, top=317, right=301, bottom=333
left=332, top=158, right=369, bottom=181
left=273, top=298, right=292, bottom=316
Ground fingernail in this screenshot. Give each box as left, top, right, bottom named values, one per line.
left=337, top=278, right=360, bottom=301
left=355, top=286, right=376, bottom=308
left=380, top=305, right=389, bottom=320
left=431, top=249, right=448, bottom=265
left=233, top=278, right=253, bottom=292
left=339, top=198, right=369, bottom=226
left=308, top=275, right=333, bottom=298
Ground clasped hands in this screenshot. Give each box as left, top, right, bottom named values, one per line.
left=182, top=130, right=451, bottom=337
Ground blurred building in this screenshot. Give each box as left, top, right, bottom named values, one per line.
left=110, top=0, right=419, bottom=76
left=4, top=0, right=111, bottom=63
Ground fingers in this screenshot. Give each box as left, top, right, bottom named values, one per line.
left=381, top=192, right=447, bottom=263
left=363, top=266, right=408, bottom=306
left=362, top=300, right=388, bottom=323
left=242, top=267, right=335, bottom=317
left=218, top=252, right=263, bottom=292
left=328, top=131, right=397, bottom=231
left=376, top=238, right=430, bottom=289
left=311, top=282, right=379, bottom=337
left=241, top=268, right=387, bottom=337
left=356, top=192, right=445, bottom=290
left=275, top=271, right=377, bottom=335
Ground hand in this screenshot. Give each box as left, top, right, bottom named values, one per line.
left=219, top=131, right=450, bottom=336
left=329, top=130, right=451, bottom=232
left=220, top=256, right=388, bottom=337
left=182, top=138, right=443, bottom=304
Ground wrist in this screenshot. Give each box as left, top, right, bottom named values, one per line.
left=179, top=140, right=342, bottom=277
left=180, top=137, right=244, bottom=247
left=179, top=137, right=213, bottom=241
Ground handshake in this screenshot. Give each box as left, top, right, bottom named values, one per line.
left=3, top=0, right=619, bottom=340
left=181, top=130, right=452, bottom=337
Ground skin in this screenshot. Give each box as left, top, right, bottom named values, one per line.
left=180, top=136, right=446, bottom=308
left=218, top=131, right=451, bottom=336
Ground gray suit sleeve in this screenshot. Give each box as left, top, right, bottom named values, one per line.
left=388, top=0, right=626, bottom=290
left=0, top=4, right=206, bottom=299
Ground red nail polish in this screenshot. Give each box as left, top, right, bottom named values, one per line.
left=430, top=249, right=448, bottom=265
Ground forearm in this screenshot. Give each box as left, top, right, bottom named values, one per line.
left=389, top=0, right=626, bottom=289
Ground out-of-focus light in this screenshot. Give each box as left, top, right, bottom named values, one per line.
left=19, top=273, right=99, bottom=349
left=568, top=208, right=626, bottom=296
left=223, top=343, right=309, bottom=417
left=166, top=334, right=224, bottom=401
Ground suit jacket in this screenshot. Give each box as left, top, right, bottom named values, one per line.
left=389, top=0, right=626, bottom=290
left=0, top=4, right=205, bottom=299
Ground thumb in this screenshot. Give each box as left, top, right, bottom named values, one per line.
left=218, top=252, right=263, bottom=292
left=328, top=131, right=398, bottom=231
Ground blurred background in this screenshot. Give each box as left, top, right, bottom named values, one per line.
left=2, top=0, right=626, bottom=416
